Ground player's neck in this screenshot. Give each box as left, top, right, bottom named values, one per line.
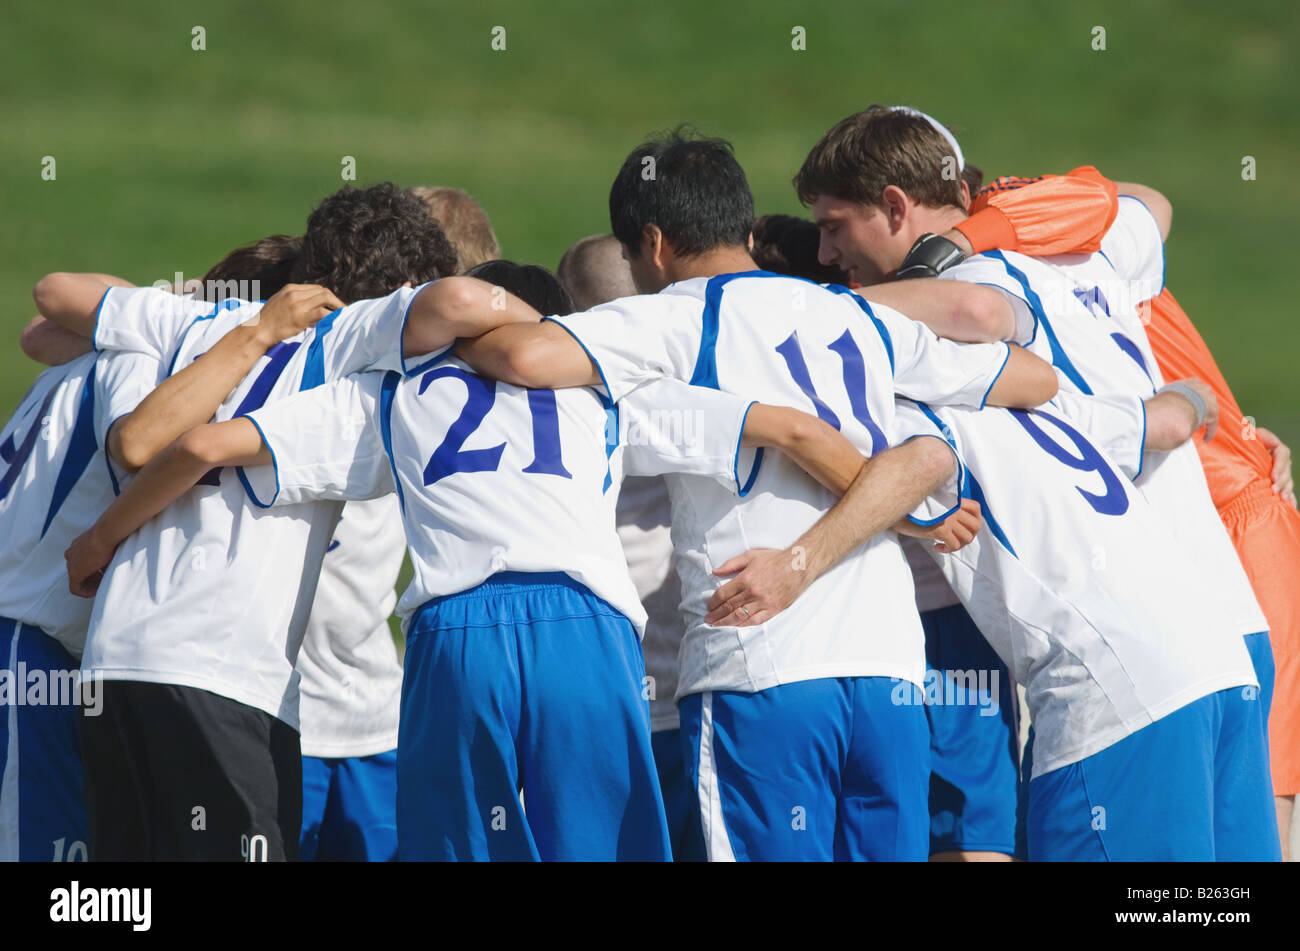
left=912, top=205, right=968, bottom=238
left=664, top=246, right=758, bottom=285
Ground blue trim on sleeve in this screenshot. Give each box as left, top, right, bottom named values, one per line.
left=90, top=288, right=113, bottom=352
left=542, top=316, right=616, bottom=401
left=404, top=343, right=458, bottom=378
left=235, top=416, right=280, bottom=509
left=399, top=283, right=438, bottom=377
left=379, top=371, right=406, bottom=514
left=1136, top=398, right=1148, bottom=478
left=903, top=400, right=965, bottom=527
left=1118, top=195, right=1166, bottom=294
left=898, top=434, right=962, bottom=527
left=102, top=416, right=129, bottom=496
left=731, top=401, right=762, bottom=497
left=985, top=250, right=1092, bottom=395
left=824, top=285, right=895, bottom=374
left=299, top=308, right=341, bottom=391
left=979, top=343, right=1012, bottom=409
left=40, top=363, right=99, bottom=537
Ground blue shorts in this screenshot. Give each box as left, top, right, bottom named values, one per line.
left=300, top=749, right=398, bottom=861
left=679, top=676, right=929, bottom=861
left=397, top=571, right=669, bottom=861
left=0, top=618, right=89, bottom=862
left=1027, top=655, right=1280, bottom=861
left=921, top=603, right=1020, bottom=855
left=652, top=727, right=705, bottom=862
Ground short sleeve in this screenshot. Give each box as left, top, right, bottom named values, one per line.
left=238, top=372, right=394, bottom=508
left=1049, top=389, right=1147, bottom=479
left=544, top=294, right=700, bottom=402
left=891, top=400, right=965, bottom=526
left=940, top=256, right=1037, bottom=344
left=874, top=303, right=1013, bottom=409
left=92, top=287, right=224, bottom=362
left=1099, top=196, right=1165, bottom=295
left=618, top=377, right=757, bottom=494
left=318, top=284, right=437, bottom=381
left=92, top=350, right=165, bottom=493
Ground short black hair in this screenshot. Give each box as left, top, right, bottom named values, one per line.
left=291, top=182, right=458, bottom=303
left=750, top=215, right=848, bottom=285
left=466, top=259, right=574, bottom=316
left=609, top=128, right=754, bottom=257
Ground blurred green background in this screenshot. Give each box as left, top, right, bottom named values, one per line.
left=2, top=0, right=1296, bottom=642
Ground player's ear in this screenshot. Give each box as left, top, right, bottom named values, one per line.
left=881, top=185, right=909, bottom=234
left=959, top=180, right=971, bottom=212
left=644, top=224, right=667, bottom=271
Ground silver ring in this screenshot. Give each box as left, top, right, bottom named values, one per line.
left=739, top=606, right=751, bottom=618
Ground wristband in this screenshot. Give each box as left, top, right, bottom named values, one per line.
left=1159, top=382, right=1207, bottom=430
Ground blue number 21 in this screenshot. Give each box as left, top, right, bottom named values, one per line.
left=420, top=366, right=570, bottom=486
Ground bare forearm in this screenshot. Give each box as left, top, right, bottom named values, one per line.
left=856, top=280, right=1013, bottom=343
left=791, top=439, right=954, bottom=581
left=21, top=315, right=93, bottom=366
left=403, top=277, right=544, bottom=359
left=96, top=420, right=269, bottom=548
left=32, top=273, right=135, bottom=336
left=110, top=322, right=275, bottom=471
left=741, top=404, right=865, bottom=496
left=455, top=320, right=601, bottom=388
left=984, top=345, right=1058, bottom=408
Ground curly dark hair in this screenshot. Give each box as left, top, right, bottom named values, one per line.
left=291, top=182, right=458, bottom=303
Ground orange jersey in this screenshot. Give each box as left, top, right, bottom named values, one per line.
left=963, top=168, right=1300, bottom=794
left=962, top=170, right=1273, bottom=507
left=1144, top=289, right=1274, bottom=507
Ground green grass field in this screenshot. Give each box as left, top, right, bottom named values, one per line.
left=2, top=0, right=1296, bottom=447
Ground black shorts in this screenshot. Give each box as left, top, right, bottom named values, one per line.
left=79, top=680, right=301, bottom=861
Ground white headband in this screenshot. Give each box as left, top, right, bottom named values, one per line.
left=893, top=106, right=965, bottom=171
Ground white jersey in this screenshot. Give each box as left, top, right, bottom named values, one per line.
left=546, top=271, right=1015, bottom=697
left=241, top=363, right=756, bottom=634
left=296, top=495, right=404, bottom=758
left=0, top=351, right=156, bottom=654
left=942, top=199, right=1267, bottom=642
left=898, top=393, right=1258, bottom=776
left=81, top=286, right=418, bottom=726
left=616, top=476, right=683, bottom=732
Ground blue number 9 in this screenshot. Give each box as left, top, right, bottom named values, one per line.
left=1009, top=408, right=1129, bottom=516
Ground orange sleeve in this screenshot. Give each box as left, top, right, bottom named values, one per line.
left=955, top=166, right=1120, bottom=256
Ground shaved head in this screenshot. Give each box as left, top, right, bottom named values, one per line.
left=556, top=234, right=637, bottom=310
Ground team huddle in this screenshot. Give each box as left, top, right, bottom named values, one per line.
left=3, top=105, right=1298, bottom=862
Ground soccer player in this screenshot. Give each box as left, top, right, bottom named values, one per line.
left=0, top=341, right=151, bottom=862
left=921, top=164, right=1300, bottom=860
left=64, top=259, right=914, bottom=860
left=42, top=183, right=457, bottom=860
left=556, top=232, right=704, bottom=860
left=428, top=131, right=1058, bottom=860
left=2, top=268, right=338, bottom=862
left=783, top=104, right=1276, bottom=857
